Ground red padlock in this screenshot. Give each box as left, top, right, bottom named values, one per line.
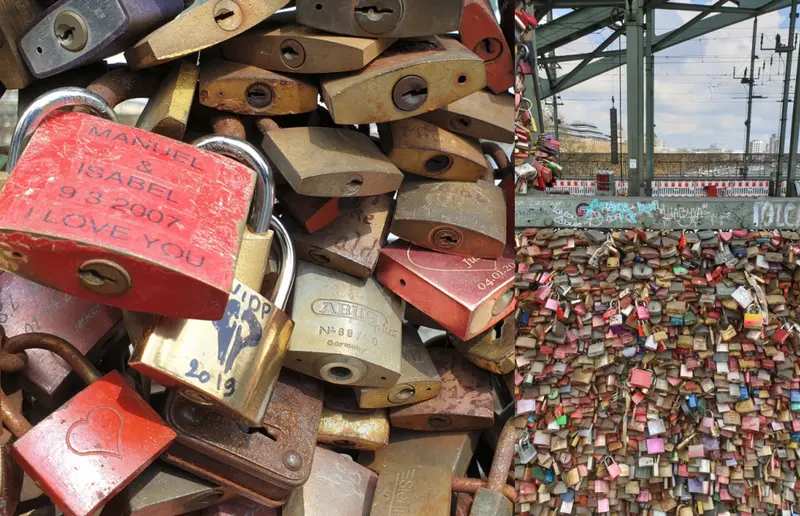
left=0, top=88, right=258, bottom=320
left=1, top=329, right=176, bottom=516
left=461, top=0, right=513, bottom=94
left=376, top=240, right=516, bottom=340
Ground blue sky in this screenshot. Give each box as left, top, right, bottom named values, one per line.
left=545, top=1, right=794, bottom=151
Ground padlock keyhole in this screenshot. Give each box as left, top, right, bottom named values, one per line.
left=328, top=366, right=353, bottom=382
left=493, top=320, right=504, bottom=339
left=240, top=423, right=278, bottom=442
left=403, top=87, right=428, bottom=104
left=55, top=24, right=75, bottom=45
left=355, top=5, right=394, bottom=20
left=282, top=47, right=299, bottom=61
left=79, top=269, right=116, bottom=286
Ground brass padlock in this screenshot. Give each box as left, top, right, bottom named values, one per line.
left=317, top=387, right=390, bottom=451
left=199, top=57, right=318, bottom=116
left=0, top=272, right=123, bottom=408
left=390, top=178, right=506, bottom=259
left=162, top=370, right=323, bottom=508
left=283, top=447, right=377, bottom=516
left=222, top=21, right=395, bottom=74
left=285, top=261, right=403, bottom=387
left=389, top=348, right=494, bottom=431
left=261, top=127, right=403, bottom=197
left=284, top=195, right=393, bottom=279
left=199, top=498, right=277, bottom=515
left=279, top=188, right=342, bottom=234
left=449, top=314, right=515, bottom=374
left=417, top=90, right=514, bottom=143
left=376, top=241, right=515, bottom=340
left=136, top=58, right=199, bottom=140
left=370, top=463, right=452, bottom=515
left=321, top=37, right=486, bottom=124
left=19, top=0, right=183, bottom=79
left=358, top=429, right=479, bottom=476
left=354, top=325, right=442, bottom=408
left=378, top=118, right=489, bottom=181
left=0, top=0, right=42, bottom=89
left=295, top=0, right=463, bottom=38
left=101, top=462, right=237, bottom=516
left=130, top=137, right=294, bottom=427
left=125, top=0, right=291, bottom=70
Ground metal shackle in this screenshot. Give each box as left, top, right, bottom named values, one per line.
left=192, top=135, right=276, bottom=235
left=269, top=217, right=296, bottom=311
left=8, top=87, right=118, bottom=172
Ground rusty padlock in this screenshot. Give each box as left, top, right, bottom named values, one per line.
left=295, top=0, right=463, bottom=38
left=321, top=37, right=486, bottom=124
left=460, top=0, right=514, bottom=94
left=354, top=325, right=442, bottom=408
left=2, top=330, right=176, bottom=516
left=284, top=194, right=393, bottom=279
left=370, top=462, right=452, bottom=515
left=378, top=118, right=489, bottom=181
left=468, top=419, right=515, bottom=515
left=283, top=447, right=377, bottom=516
left=417, top=90, right=515, bottom=143
left=358, top=429, right=479, bottom=476
left=125, top=0, right=291, bottom=70
left=278, top=188, right=342, bottom=234
left=0, top=88, right=258, bottom=320
left=200, top=498, right=278, bottom=515
left=390, top=177, right=507, bottom=259
left=101, top=462, right=237, bottom=516
left=19, top=0, right=183, bottom=79
left=222, top=21, right=395, bottom=74
left=389, top=348, right=494, bottom=432
left=0, top=379, right=24, bottom=516
left=136, top=59, right=199, bottom=140
left=0, top=0, right=42, bottom=89
left=449, top=314, right=515, bottom=375
left=130, top=138, right=296, bottom=427
left=317, top=386, right=390, bottom=451
left=199, top=57, right=319, bottom=116
left=261, top=127, right=403, bottom=197
left=161, top=370, right=323, bottom=508
left=0, top=272, right=123, bottom=408
left=285, top=260, right=403, bottom=387
left=376, top=241, right=515, bottom=340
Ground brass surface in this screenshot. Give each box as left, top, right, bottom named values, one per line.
left=369, top=463, right=452, bottom=516
left=317, top=407, right=390, bottom=451
left=0, top=0, right=40, bottom=89
left=357, top=429, right=479, bottom=476
left=136, top=59, right=199, bottom=140
left=449, top=315, right=515, bottom=374
left=417, top=90, right=515, bottom=143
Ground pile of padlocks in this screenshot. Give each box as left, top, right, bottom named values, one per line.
left=514, top=135, right=561, bottom=194
left=0, top=1, right=517, bottom=515
left=514, top=227, right=800, bottom=515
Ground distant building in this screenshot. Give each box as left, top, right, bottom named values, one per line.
left=561, top=121, right=611, bottom=142
left=750, top=140, right=766, bottom=153
left=769, top=133, right=779, bottom=153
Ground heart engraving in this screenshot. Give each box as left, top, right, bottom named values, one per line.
left=65, top=406, right=124, bottom=459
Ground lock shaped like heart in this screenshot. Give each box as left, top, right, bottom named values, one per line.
left=3, top=330, right=176, bottom=516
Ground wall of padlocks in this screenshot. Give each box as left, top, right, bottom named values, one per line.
left=0, top=1, right=517, bottom=515
left=514, top=226, right=800, bottom=515
left=543, top=179, right=796, bottom=198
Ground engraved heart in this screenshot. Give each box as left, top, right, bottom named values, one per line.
left=65, top=405, right=124, bottom=458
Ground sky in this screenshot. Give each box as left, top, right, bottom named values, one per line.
left=544, top=0, right=796, bottom=151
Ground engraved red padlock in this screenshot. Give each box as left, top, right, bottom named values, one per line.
left=460, top=0, right=513, bottom=93
left=1, top=328, right=176, bottom=516
left=0, top=88, right=258, bottom=320
left=375, top=240, right=516, bottom=340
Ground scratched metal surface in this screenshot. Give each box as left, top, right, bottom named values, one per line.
left=516, top=195, right=800, bottom=230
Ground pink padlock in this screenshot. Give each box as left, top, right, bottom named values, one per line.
left=630, top=369, right=653, bottom=389
left=545, top=296, right=560, bottom=311
left=604, top=457, right=621, bottom=479
left=637, top=302, right=650, bottom=320
left=646, top=438, right=664, bottom=454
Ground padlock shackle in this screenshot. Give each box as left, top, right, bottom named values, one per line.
left=0, top=390, right=33, bottom=438
left=4, top=333, right=102, bottom=385
left=192, top=136, right=275, bottom=235
left=87, top=68, right=166, bottom=109
left=451, top=476, right=516, bottom=503
left=486, top=417, right=516, bottom=493
left=8, top=87, right=118, bottom=172
left=270, top=217, right=296, bottom=311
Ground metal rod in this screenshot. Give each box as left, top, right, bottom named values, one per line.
left=788, top=18, right=800, bottom=195
left=626, top=0, right=645, bottom=196
left=744, top=17, right=759, bottom=177
left=530, top=26, right=545, bottom=133
left=645, top=7, right=655, bottom=196
left=777, top=0, right=797, bottom=195
left=548, top=11, right=559, bottom=139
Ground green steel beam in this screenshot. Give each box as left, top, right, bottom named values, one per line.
left=535, top=7, right=624, bottom=55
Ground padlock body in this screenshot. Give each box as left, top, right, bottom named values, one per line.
left=0, top=0, right=41, bottom=89
left=19, top=0, right=183, bottom=79
left=417, top=90, right=514, bottom=143
left=469, top=488, right=512, bottom=516
left=11, top=371, right=176, bottom=516
left=0, top=272, right=123, bottom=407
left=449, top=315, right=515, bottom=374
left=286, top=195, right=393, bottom=278
left=379, top=118, right=488, bottom=182
left=261, top=128, right=403, bottom=197
left=163, top=371, right=323, bottom=507
left=389, top=349, right=494, bottom=431
left=460, top=0, right=514, bottom=94
left=391, top=179, right=506, bottom=259
left=358, top=429, right=479, bottom=476
left=283, top=447, right=377, bottom=516
left=322, top=37, right=486, bottom=125
left=370, top=464, right=452, bottom=516
left=0, top=112, right=256, bottom=320
left=317, top=406, right=390, bottom=451
left=285, top=261, right=403, bottom=387
left=222, top=23, right=395, bottom=74
left=279, top=188, right=342, bottom=234
left=376, top=241, right=515, bottom=340
left=200, top=498, right=278, bottom=515
left=296, top=0, right=463, bottom=38
left=136, top=59, right=198, bottom=140
left=129, top=279, right=293, bottom=427
left=355, top=327, right=442, bottom=408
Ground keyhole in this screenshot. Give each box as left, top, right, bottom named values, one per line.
left=425, top=155, right=452, bottom=174
left=213, top=0, right=243, bottom=31
left=245, top=83, right=274, bottom=108
left=282, top=47, right=299, bottom=61
left=356, top=5, right=393, bottom=20
left=79, top=269, right=116, bottom=287
left=454, top=117, right=470, bottom=129
left=55, top=24, right=75, bottom=45
left=440, top=235, right=457, bottom=245
left=329, top=366, right=353, bottom=382
left=403, top=86, right=427, bottom=104
left=346, top=177, right=364, bottom=194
